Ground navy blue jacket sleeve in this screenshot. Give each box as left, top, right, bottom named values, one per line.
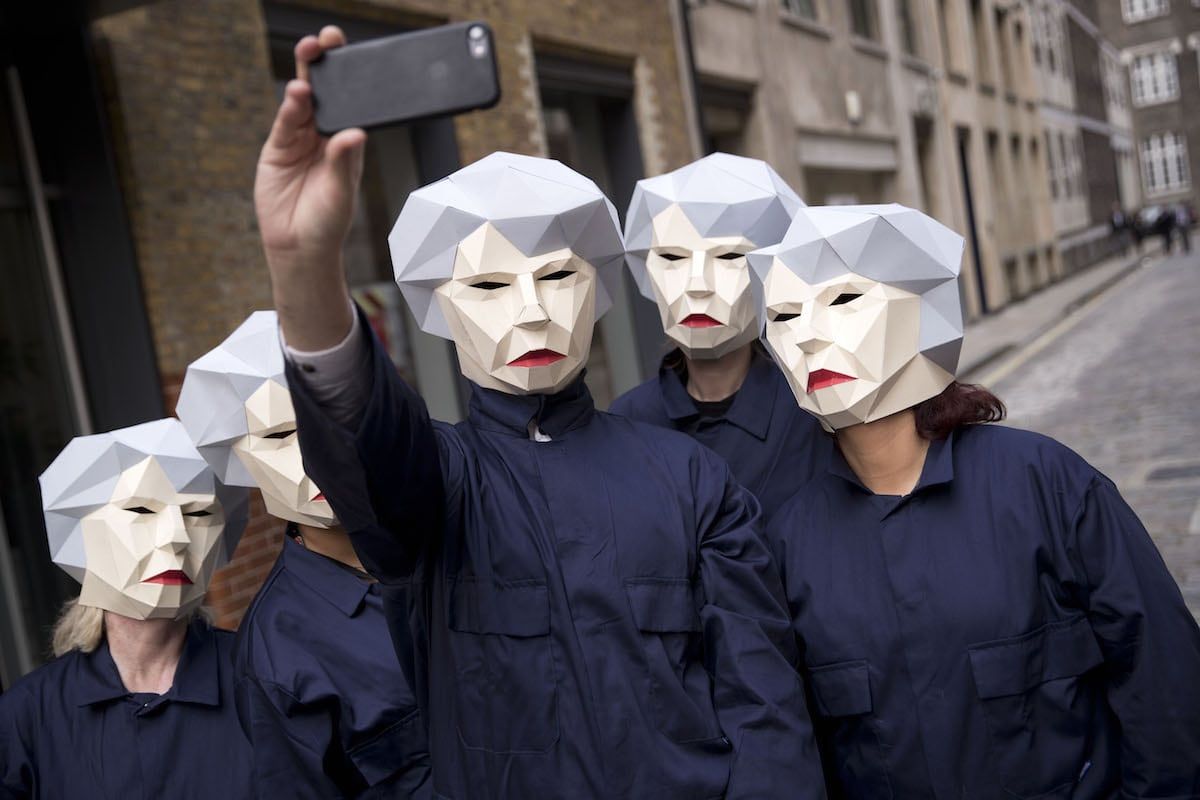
left=1068, top=476, right=1200, bottom=795
left=287, top=304, right=452, bottom=585
left=691, top=448, right=827, bottom=799
left=235, top=677, right=342, bottom=799
left=0, top=687, right=34, bottom=799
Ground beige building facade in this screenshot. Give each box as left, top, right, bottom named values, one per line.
left=690, top=0, right=1060, bottom=317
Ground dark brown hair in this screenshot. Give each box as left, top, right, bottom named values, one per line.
left=913, top=381, right=1006, bottom=440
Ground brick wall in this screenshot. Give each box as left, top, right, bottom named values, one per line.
left=88, top=0, right=695, bottom=627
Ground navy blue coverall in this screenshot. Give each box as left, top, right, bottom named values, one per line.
left=0, top=619, right=252, bottom=799
left=767, top=423, right=1200, bottom=799
left=610, top=348, right=830, bottom=522
left=234, top=532, right=431, bottom=799
left=286, top=317, right=826, bottom=799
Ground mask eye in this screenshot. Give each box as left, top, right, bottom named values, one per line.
left=716, top=252, right=744, bottom=260
left=263, top=429, right=296, bottom=440
left=470, top=281, right=508, bottom=290
left=126, top=506, right=154, bottom=515
left=183, top=509, right=212, bottom=518
left=657, top=253, right=686, bottom=262
left=539, top=270, right=574, bottom=281
left=830, top=292, right=862, bottom=306
left=770, top=311, right=801, bottom=323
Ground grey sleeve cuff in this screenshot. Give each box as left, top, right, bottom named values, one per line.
left=279, top=305, right=369, bottom=428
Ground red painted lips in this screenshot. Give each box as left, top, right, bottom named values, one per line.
left=144, top=570, right=192, bottom=586
left=680, top=314, right=722, bottom=328
left=508, top=349, right=565, bottom=368
left=807, top=369, right=856, bottom=393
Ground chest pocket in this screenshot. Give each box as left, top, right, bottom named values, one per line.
left=968, top=615, right=1105, bottom=799
left=625, top=578, right=726, bottom=745
left=807, top=660, right=894, bottom=799
left=447, top=578, right=558, bottom=754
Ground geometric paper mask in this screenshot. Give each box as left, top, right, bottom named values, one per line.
left=176, top=310, right=336, bottom=528
left=38, top=418, right=248, bottom=621
left=389, top=151, right=625, bottom=395
left=624, top=153, right=804, bottom=359
left=747, top=204, right=965, bottom=431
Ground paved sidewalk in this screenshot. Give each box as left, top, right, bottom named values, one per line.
left=959, top=241, right=1164, bottom=380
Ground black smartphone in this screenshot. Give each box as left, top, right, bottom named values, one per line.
left=309, top=21, right=501, bottom=135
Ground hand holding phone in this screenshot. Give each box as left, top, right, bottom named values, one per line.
left=308, top=22, right=502, bottom=135
left=255, top=26, right=366, bottom=352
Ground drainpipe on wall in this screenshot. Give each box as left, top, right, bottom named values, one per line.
left=672, top=0, right=708, bottom=158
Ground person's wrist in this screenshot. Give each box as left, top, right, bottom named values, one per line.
left=268, top=254, right=355, bottom=351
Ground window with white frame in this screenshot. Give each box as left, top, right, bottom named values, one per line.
left=1140, top=131, right=1191, bottom=195
left=1129, top=50, right=1179, bottom=105
left=1122, top=0, right=1170, bottom=22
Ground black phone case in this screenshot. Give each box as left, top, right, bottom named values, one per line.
left=309, top=21, right=501, bottom=135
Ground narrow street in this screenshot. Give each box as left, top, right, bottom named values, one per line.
left=982, top=249, right=1200, bottom=615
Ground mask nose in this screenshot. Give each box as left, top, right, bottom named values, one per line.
left=685, top=251, right=713, bottom=298
left=155, top=507, right=190, bottom=555
left=793, top=308, right=833, bottom=355
left=515, top=273, right=549, bottom=330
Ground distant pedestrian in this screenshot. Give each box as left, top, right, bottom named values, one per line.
left=1110, top=202, right=1133, bottom=257
left=1131, top=213, right=1145, bottom=255
left=1157, top=207, right=1176, bottom=253
left=1175, top=203, right=1192, bottom=253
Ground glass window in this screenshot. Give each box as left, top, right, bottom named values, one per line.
left=1140, top=131, right=1191, bottom=195
left=1129, top=50, right=1180, bottom=106
left=1122, top=0, right=1170, bottom=22
left=897, top=0, right=918, bottom=54
left=1045, top=131, right=1058, bottom=199
left=849, top=0, right=877, bottom=39
left=782, top=0, right=818, bottom=20
left=970, top=0, right=992, bottom=83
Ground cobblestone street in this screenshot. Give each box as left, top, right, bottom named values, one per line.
left=979, top=250, right=1200, bottom=615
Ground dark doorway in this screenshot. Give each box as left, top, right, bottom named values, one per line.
left=536, top=51, right=656, bottom=401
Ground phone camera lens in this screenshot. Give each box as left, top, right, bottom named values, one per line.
left=468, top=25, right=489, bottom=58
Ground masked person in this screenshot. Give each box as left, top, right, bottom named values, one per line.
left=177, top=310, right=430, bottom=799
left=252, top=28, right=824, bottom=799
left=0, top=419, right=251, bottom=799
left=747, top=203, right=1200, bottom=798
left=612, top=154, right=829, bottom=519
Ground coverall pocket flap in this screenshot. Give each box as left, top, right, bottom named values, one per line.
left=809, top=660, right=873, bottom=717
left=968, top=615, right=1103, bottom=700
left=624, top=578, right=700, bottom=633
left=448, top=578, right=550, bottom=637
left=346, top=709, right=429, bottom=787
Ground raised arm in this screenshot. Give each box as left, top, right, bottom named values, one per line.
left=255, top=28, right=448, bottom=583
left=256, top=26, right=363, bottom=353
left=692, top=450, right=827, bottom=799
